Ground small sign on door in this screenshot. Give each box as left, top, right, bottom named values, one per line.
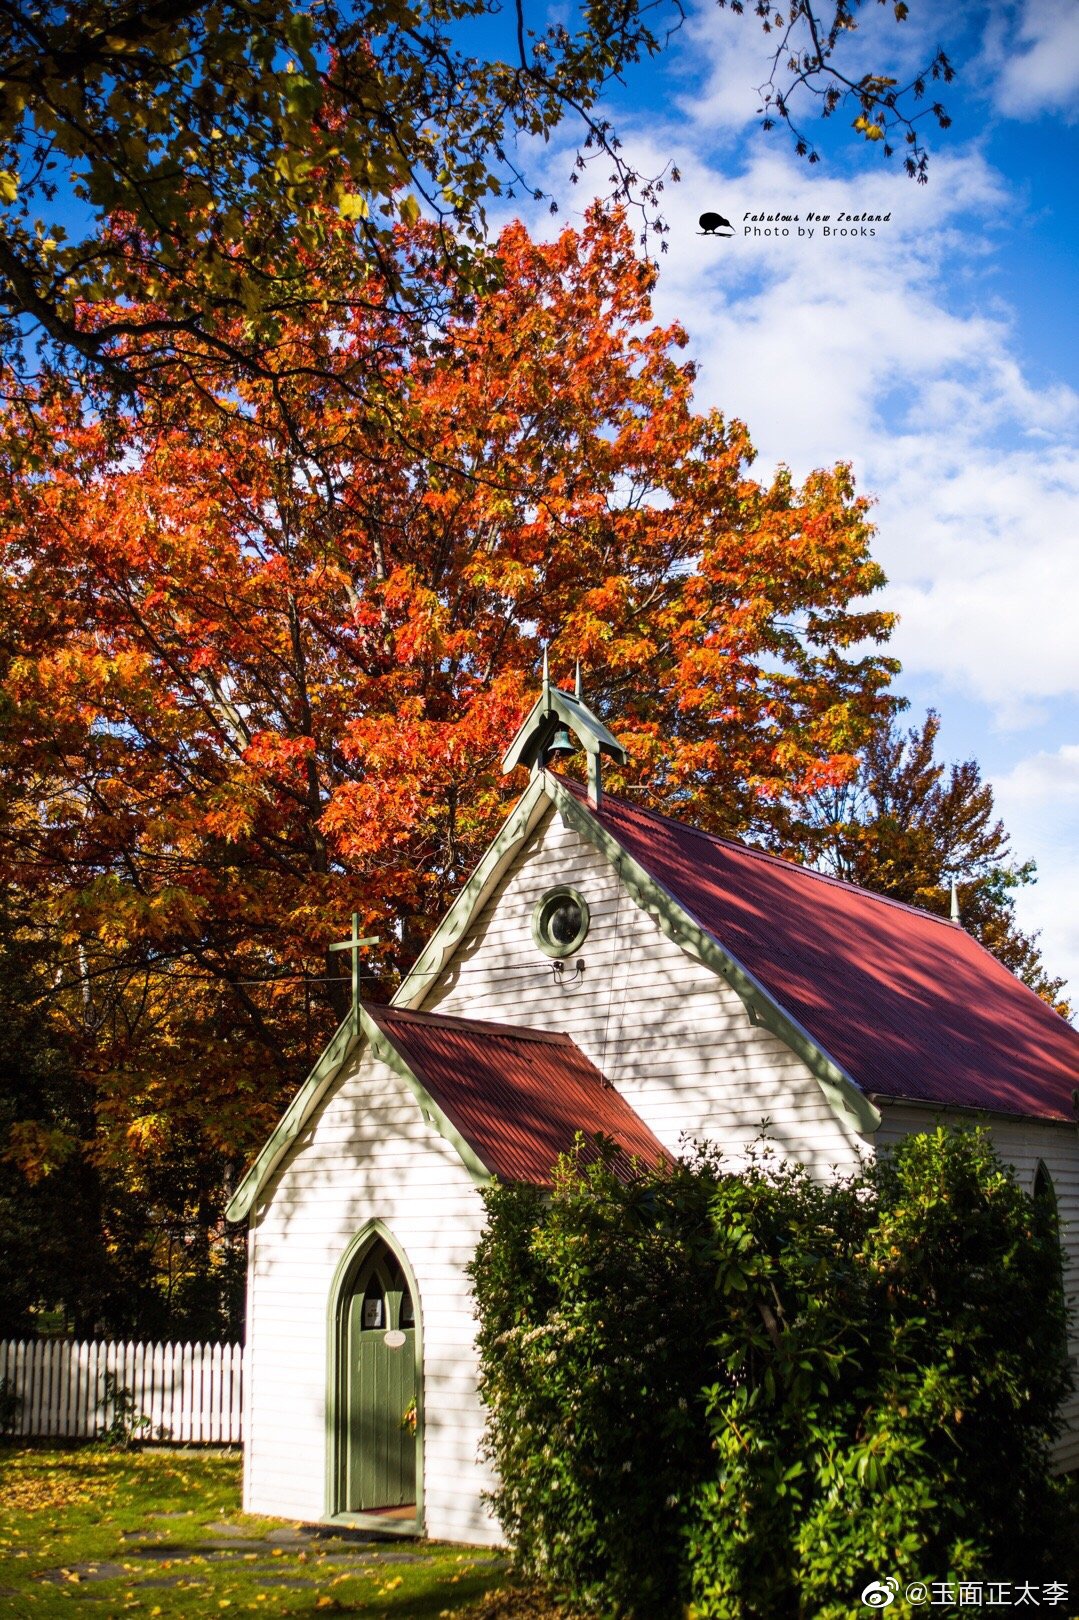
left=363, top=1297, right=383, bottom=1329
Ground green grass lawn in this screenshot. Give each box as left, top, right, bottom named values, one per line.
left=0, top=1447, right=512, bottom=1618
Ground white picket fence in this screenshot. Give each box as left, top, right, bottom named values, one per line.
left=0, top=1338, right=244, bottom=1443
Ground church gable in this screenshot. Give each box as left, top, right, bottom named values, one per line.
left=230, top=965, right=670, bottom=1223
left=417, top=794, right=871, bottom=1174
left=248, top=1034, right=478, bottom=1230
left=234, top=671, right=1079, bottom=1231
left=243, top=1036, right=497, bottom=1535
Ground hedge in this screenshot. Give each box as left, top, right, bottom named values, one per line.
left=469, top=1127, right=1073, bottom=1618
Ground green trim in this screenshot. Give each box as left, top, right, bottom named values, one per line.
left=226, top=1013, right=357, bottom=1223
left=325, top=1221, right=425, bottom=1532
left=545, top=774, right=882, bottom=1138
left=392, top=773, right=552, bottom=1010
left=871, top=1094, right=1077, bottom=1130
left=531, top=885, right=591, bottom=959
left=324, top=1512, right=422, bottom=1537
left=227, top=1010, right=492, bottom=1224
left=363, top=1011, right=492, bottom=1189
left=1034, top=1159, right=1058, bottom=1213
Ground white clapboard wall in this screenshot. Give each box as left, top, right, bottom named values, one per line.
left=0, top=1338, right=243, bottom=1443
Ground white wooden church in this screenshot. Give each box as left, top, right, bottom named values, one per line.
left=227, top=676, right=1079, bottom=1546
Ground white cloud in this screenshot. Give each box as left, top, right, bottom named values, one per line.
left=993, top=745, right=1079, bottom=1002
left=998, top=743, right=1079, bottom=801
left=881, top=447, right=1079, bottom=724
left=985, top=0, right=1079, bottom=120
left=671, top=6, right=776, bottom=136
left=501, top=130, right=1079, bottom=723
left=579, top=137, right=1079, bottom=723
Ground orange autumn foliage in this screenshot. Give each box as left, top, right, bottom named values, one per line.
left=0, top=208, right=896, bottom=1187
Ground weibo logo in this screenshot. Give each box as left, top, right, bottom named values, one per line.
left=861, top=1577, right=900, bottom=1608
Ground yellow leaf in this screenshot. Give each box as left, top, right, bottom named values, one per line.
left=338, top=193, right=368, bottom=221
left=398, top=194, right=421, bottom=226
left=0, top=170, right=19, bottom=203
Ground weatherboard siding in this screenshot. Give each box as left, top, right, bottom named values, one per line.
left=243, top=1047, right=498, bottom=1544
left=875, top=1102, right=1079, bottom=1475
left=421, top=802, right=869, bottom=1174
left=241, top=779, right=1079, bottom=1559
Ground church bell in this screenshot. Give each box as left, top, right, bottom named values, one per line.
left=544, top=725, right=576, bottom=762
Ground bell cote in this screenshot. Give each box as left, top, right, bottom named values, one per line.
left=500, top=654, right=627, bottom=808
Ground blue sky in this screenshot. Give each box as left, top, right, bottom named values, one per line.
left=486, top=0, right=1079, bottom=1004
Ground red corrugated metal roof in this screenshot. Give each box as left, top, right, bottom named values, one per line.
left=570, top=783, right=1079, bottom=1123
left=366, top=1004, right=667, bottom=1185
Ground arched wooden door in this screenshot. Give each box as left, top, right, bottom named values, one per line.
left=343, top=1239, right=417, bottom=1512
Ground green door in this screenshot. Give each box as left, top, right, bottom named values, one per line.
left=344, top=1244, right=417, bottom=1511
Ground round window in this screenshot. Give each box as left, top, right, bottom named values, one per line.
left=532, top=886, right=590, bottom=958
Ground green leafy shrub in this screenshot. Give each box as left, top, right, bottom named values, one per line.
left=97, top=1371, right=151, bottom=1449
left=470, top=1127, right=1072, bottom=1619
left=469, top=1153, right=719, bottom=1615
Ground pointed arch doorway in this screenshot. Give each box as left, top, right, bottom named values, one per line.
left=328, top=1224, right=423, bottom=1527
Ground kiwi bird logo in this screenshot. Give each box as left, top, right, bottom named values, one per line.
left=698, top=212, right=734, bottom=236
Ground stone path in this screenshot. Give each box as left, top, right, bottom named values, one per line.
left=33, top=1519, right=506, bottom=1595
left=35, top=1561, right=128, bottom=1585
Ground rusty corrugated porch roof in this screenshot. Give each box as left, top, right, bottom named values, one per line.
left=366, top=1003, right=667, bottom=1186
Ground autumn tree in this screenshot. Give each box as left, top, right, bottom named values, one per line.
left=0, top=0, right=956, bottom=400
left=0, top=0, right=660, bottom=399
left=0, top=892, right=247, bottom=1338
left=806, top=709, right=1070, bottom=1015
left=0, top=209, right=897, bottom=1323
left=0, top=904, right=102, bottom=1337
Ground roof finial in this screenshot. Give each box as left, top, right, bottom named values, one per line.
left=950, top=878, right=961, bottom=926
left=575, top=660, right=582, bottom=700
left=542, top=643, right=550, bottom=706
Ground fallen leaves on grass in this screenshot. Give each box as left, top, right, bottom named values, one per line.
left=1, top=1456, right=119, bottom=1513
left=457, top=1584, right=575, bottom=1619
